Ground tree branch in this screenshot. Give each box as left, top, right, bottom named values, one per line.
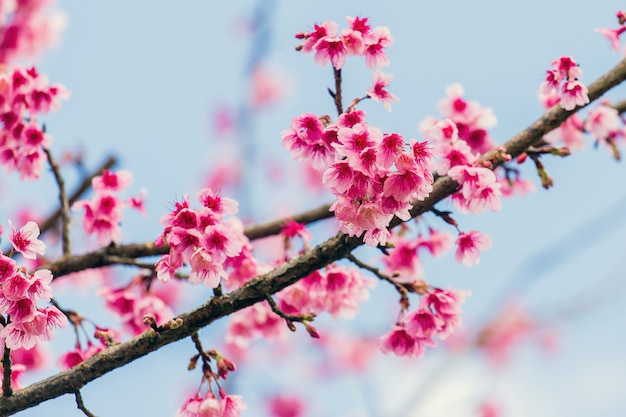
left=43, top=203, right=334, bottom=279
left=2, top=344, right=12, bottom=397
left=5, top=56, right=626, bottom=416
left=43, top=147, right=72, bottom=256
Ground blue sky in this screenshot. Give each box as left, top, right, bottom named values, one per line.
left=3, top=1, right=626, bottom=416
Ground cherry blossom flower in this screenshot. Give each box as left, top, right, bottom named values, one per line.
left=8, top=220, right=45, bottom=259
left=454, top=230, right=492, bottom=266
left=379, top=325, right=424, bottom=358
left=363, top=26, right=393, bottom=68
left=92, top=169, right=133, bottom=192
left=365, top=70, right=398, bottom=111
left=313, top=36, right=347, bottom=69
left=421, top=288, right=469, bottom=338
left=560, top=79, right=589, bottom=110
left=0, top=67, right=67, bottom=180
left=585, top=105, right=622, bottom=141
left=296, top=21, right=338, bottom=54
left=595, top=27, right=626, bottom=52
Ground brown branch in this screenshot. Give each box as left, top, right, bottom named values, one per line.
left=43, top=203, right=334, bottom=279
left=243, top=203, right=333, bottom=240
left=2, top=344, right=12, bottom=397
left=43, top=148, right=72, bottom=256
left=333, top=67, right=343, bottom=115
left=4, top=56, right=626, bottom=416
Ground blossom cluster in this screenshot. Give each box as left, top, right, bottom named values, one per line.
left=225, top=264, right=373, bottom=351
left=283, top=109, right=435, bottom=246
left=0, top=66, right=67, bottom=179
left=100, top=278, right=176, bottom=336
left=540, top=56, right=589, bottom=111
left=420, top=84, right=497, bottom=155
left=295, top=16, right=392, bottom=70
left=382, top=229, right=453, bottom=281
left=0, top=0, right=66, bottom=65
left=379, top=288, right=468, bottom=358
left=72, top=169, right=145, bottom=245
left=0, top=221, right=66, bottom=350
left=155, top=188, right=247, bottom=288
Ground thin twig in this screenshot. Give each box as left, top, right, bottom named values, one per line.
left=74, top=390, right=96, bottom=417
left=333, top=67, right=343, bottom=115
left=43, top=147, right=71, bottom=256
left=346, top=254, right=410, bottom=309
left=190, top=332, right=210, bottom=363
left=265, top=295, right=315, bottom=332
left=2, top=343, right=12, bottom=397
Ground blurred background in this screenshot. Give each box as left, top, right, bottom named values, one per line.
left=2, top=1, right=626, bottom=416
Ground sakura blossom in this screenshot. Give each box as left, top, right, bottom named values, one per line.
left=8, top=220, right=45, bottom=259
left=295, top=18, right=393, bottom=70
left=156, top=189, right=246, bottom=288
left=454, top=230, right=492, bottom=266
left=0, top=67, right=68, bottom=179
left=365, top=70, right=398, bottom=111
left=0, top=253, right=66, bottom=350
left=560, top=79, right=590, bottom=110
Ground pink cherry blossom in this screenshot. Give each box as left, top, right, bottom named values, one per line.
left=585, top=105, right=621, bottom=141
left=176, top=393, right=204, bottom=417
left=365, top=70, right=398, bottom=111
left=543, top=114, right=585, bottom=151
left=313, top=36, right=347, bottom=69
left=454, top=230, right=492, bottom=266
left=595, top=26, right=626, bottom=52
left=92, top=169, right=133, bottom=192
left=220, top=394, right=247, bottom=417
left=552, top=56, right=582, bottom=80
left=379, top=325, right=428, bottom=358
left=448, top=165, right=502, bottom=214
left=341, top=27, right=364, bottom=56
left=382, top=235, right=422, bottom=281
left=435, top=139, right=477, bottom=176
left=58, top=342, right=105, bottom=370
left=404, top=308, right=443, bottom=339
left=421, top=288, right=469, bottom=338
left=363, top=26, right=393, bottom=68
left=425, top=118, right=459, bottom=144
left=297, top=21, right=338, bottom=54
left=347, top=16, right=371, bottom=35
left=560, top=79, right=589, bottom=111
left=8, top=220, right=45, bottom=259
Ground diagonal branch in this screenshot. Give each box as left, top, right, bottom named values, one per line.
left=5, top=57, right=626, bottom=415
left=43, top=203, right=334, bottom=279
